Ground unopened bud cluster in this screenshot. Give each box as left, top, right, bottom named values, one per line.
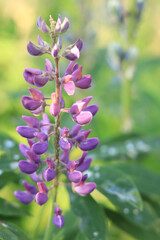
left=14, top=15, right=99, bottom=228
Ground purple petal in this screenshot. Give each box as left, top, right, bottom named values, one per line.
left=75, top=75, right=92, bottom=89
left=28, top=87, right=44, bottom=100
left=76, top=129, right=92, bottom=142
left=34, top=76, right=49, bottom=87
left=70, top=96, right=92, bottom=115
left=71, top=66, right=83, bottom=82
left=61, top=75, right=72, bottom=84
left=41, top=20, right=49, bottom=33
left=55, top=14, right=62, bottom=33
left=32, top=141, right=48, bottom=155
left=19, top=143, right=30, bottom=158
left=22, top=115, right=40, bottom=128
left=73, top=111, right=92, bottom=125
left=74, top=182, right=96, bottom=196
left=34, top=132, right=48, bottom=142
left=24, top=67, right=43, bottom=75
left=61, top=17, right=70, bottom=33
left=83, top=104, right=99, bottom=116
left=14, top=190, right=34, bottom=204
left=22, top=96, right=41, bottom=111
left=63, top=46, right=80, bottom=61
left=60, top=150, right=69, bottom=164
left=18, top=160, right=38, bottom=174
left=41, top=113, right=52, bottom=134
left=60, top=127, right=70, bottom=137
left=23, top=180, right=37, bottom=194
left=64, top=61, right=75, bottom=75
left=59, top=138, right=72, bottom=151
left=27, top=41, right=43, bottom=56
left=35, top=192, right=48, bottom=205
left=30, top=172, right=43, bottom=182
left=75, top=38, right=83, bottom=51
left=50, top=103, right=60, bottom=117
left=70, top=124, right=81, bottom=137
left=76, top=157, right=92, bottom=172
left=67, top=170, right=82, bottom=183
left=45, top=59, right=54, bottom=72
left=37, top=16, right=42, bottom=29
left=37, top=182, right=48, bottom=193
left=52, top=44, right=59, bottom=57
left=43, top=168, right=56, bottom=182
left=79, top=138, right=99, bottom=151
left=26, top=150, right=41, bottom=163
left=16, top=126, right=37, bottom=139
left=63, top=81, right=75, bottom=96
left=57, top=35, right=62, bottom=50
left=53, top=215, right=65, bottom=228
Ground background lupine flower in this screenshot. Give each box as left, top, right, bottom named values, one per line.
left=14, top=14, right=99, bottom=231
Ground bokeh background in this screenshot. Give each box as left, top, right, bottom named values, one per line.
left=0, top=0, right=160, bottom=240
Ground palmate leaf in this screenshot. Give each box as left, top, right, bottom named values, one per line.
left=87, top=165, right=143, bottom=213
left=69, top=191, right=107, bottom=240
left=0, top=225, right=18, bottom=240
left=0, top=198, right=28, bottom=217
left=0, top=133, right=19, bottom=171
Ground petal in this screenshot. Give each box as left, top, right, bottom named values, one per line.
left=60, top=150, right=69, bottom=164
left=32, top=141, right=48, bottom=155
left=67, top=170, right=82, bottom=183
left=14, top=190, right=33, bottom=204
left=34, top=76, right=49, bottom=87
left=28, top=87, right=44, bottom=100
left=30, top=172, right=43, bottom=182
left=75, top=75, right=92, bottom=89
left=23, top=180, right=38, bottom=194
left=79, top=138, right=99, bottom=151
left=74, top=38, right=83, bottom=51
left=63, top=45, right=80, bottom=61
left=16, top=126, right=37, bottom=139
left=61, top=17, right=70, bottom=33
left=26, top=150, right=41, bottom=164
left=83, top=104, right=99, bottom=116
left=63, top=81, right=75, bottom=95
left=59, top=138, right=72, bottom=151
left=45, top=59, right=54, bottom=72
left=53, top=215, right=65, bottom=228
left=35, top=192, right=48, bottom=205
left=70, top=96, right=92, bottom=115
left=27, top=41, right=43, bottom=56
left=34, top=132, right=48, bottom=142
left=74, top=182, right=96, bottom=196
left=43, top=168, right=56, bottom=182
left=71, top=66, right=83, bottom=82
left=19, top=143, right=30, bottom=158
left=22, top=96, right=41, bottom=111
left=64, top=61, right=75, bottom=75
left=73, top=111, right=92, bottom=125
left=76, top=157, right=92, bottom=172
left=22, top=115, right=40, bottom=128
left=50, top=103, right=60, bottom=117
left=54, top=14, right=62, bottom=33
left=70, top=124, right=81, bottom=138
left=18, top=160, right=38, bottom=174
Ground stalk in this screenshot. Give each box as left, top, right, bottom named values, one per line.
left=44, top=47, right=61, bottom=240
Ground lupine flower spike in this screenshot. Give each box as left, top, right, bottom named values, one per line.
left=14, top=14, right=99, bottom=229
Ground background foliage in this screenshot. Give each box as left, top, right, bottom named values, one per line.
left=0, top=0, right=160, bottom=239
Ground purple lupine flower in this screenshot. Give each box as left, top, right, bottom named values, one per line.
left=53, top=206, right=65, bottom=228
left=15, top=14, right=99, bottom=229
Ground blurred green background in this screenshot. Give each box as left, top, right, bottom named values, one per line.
left=0, top=0, right=160, bottom=240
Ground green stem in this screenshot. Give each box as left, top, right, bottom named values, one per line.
left=44, top=34, right=61, bottom=239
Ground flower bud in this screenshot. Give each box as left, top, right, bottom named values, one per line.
left=70, top=124, right=81, bottom=138
left=52, top=44, right=59, bottom=57
left=61, top=17, right=70, bottom=33
left=74, top=182, right=96, bottom=196
left=59, top=138, right=72, bottom=151
left=62, top=45, right=80, bottom=61
left=37, top=16, right=49, bottom=33
left=30, top=172, right=43, bottom=182
left=19, top=143, right=30, bottom=158
left=54, top=14, right=62, bottom=33
left=21, top=96, right=41, bottom=111
left=28, top=87, right=44, bottom=100
left=79, top=138, right=99, bottom=151
left=53, top=206, right=65, bottom=228
left=23, top=181, right=38, bottom=194
left=34, top=132, right=48, bottom=142
left=45, top=59, right=54, bottom=72
left=75, top=75, right=92, bottom=89
left=32, top=141, right=48, bottom=155
left=74, top=38, right=83, bottom=52
left=35, top=192, right=48, bottom=205
left=76, top=157, right=92, bottom=172
left=23, top=68, right=43, bottom=85
left=76, top=129, right=91, bottom=142
left=27, top=41, right=44, bottom=56
left=83, top=104, right=99, bottom=116
left=18, top=160, right=38, bottom=174
left=43, top=168, right=56, bottom=182
left=34, top=75, right=49, bottom=87
left=14, top=190, right=34, bottom=204
left=26, top=150, right=41, bottom=164
left=16, top=126, right=37, bottom=139
left=70, top=96, right=92, bottom=115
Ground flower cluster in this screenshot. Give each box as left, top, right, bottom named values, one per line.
left=14, top=15, right=99, bottom=229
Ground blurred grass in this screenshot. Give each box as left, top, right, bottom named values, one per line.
left=0, top=0, right=160, bottom=239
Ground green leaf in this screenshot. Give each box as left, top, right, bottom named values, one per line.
left=0, top=198, right=28, bottom=217
left=1, top=222, right=30, bottom=240
left=69, top=191, right=107, bottom=240
left=88, top=165, right=143, bottom=212
left=0, top=133, right=19, bottom=171
left=0, top=172, right=19, bottom=189
left=75, top=232, right=89, bottom=240
left=105, top=208, right=160, bottom=240
left=0, top=225, right=18, bottom=240
left=114, top=163, right=160, bottom=197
